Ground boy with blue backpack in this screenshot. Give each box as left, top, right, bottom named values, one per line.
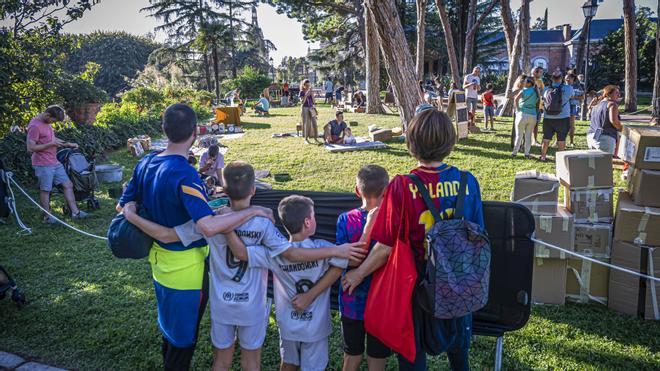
left=336, top=165, right=392, bottom=370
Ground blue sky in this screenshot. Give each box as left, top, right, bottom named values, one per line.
left=6, top=0, right=658, bottom=65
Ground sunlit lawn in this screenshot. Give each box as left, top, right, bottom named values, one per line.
left=1, top=105, right=658, bottom=370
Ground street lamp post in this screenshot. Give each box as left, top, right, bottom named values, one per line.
left=580, top=0, right=599, bottom=121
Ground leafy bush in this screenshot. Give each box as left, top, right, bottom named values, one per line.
left=480, top=73, right=508, bottom=94
left=121, top=86, right=165, bottom=113
left=65, top=31, right=160, bottom=97
left=57, top=62, right=108, bottom=109
left=222, top=66, right=271, bottom=99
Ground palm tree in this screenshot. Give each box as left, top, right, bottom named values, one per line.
left=195, top=22, right=228, bottom=101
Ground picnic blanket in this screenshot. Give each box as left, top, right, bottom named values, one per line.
left=324, top=137, right=388, bottom=153
left=272, top=133, right=323, bottom=138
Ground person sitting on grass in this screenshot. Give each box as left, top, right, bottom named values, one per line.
left=482, top=83, right=496, bottom=131
left=254, top=93, right=270, bottom=116
left=122, top=162, right=366, bottom=371
left=26, top=105, right=88, bottom=223
left=199, top=144, right=224, bottom=186
left=343, top=127, right=357, bottom=145
left=353, top=91, right=366, bottom=107
left=324, top=111, right=348, bottom=144
left=337, top=165, right=392, bottom=371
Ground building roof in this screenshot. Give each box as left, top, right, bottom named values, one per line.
left=484, top=29, right=576, bottom=45
left=569, top=18, right=657, bottom=43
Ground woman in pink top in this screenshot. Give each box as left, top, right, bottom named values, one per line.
left=26, top=106, right=88, bottom=223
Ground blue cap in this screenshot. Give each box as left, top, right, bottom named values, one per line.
left=415, top=103, right=434, bottom=115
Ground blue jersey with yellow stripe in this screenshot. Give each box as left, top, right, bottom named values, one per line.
left=120, top=153, right=214, bottom=251
left=120, top=152, right=215, bottom=348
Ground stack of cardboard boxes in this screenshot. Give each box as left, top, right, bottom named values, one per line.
left=512, top=170, right=573, bottom=305
left=556, top=150, right=614, bottom=304
left=610, top=125, right=660, bottom=320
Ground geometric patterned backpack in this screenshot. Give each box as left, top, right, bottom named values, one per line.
left=408, top=172, right=491, bottom=319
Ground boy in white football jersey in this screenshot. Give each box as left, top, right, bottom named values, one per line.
left=122, top=162, right=365, bottom=371
left=227, top=195, right=348, bottom=371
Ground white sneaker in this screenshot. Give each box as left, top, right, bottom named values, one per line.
left=72, top=210, right=89, bottom=219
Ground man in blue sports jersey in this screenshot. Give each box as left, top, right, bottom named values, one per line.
left=117, top=104, right=273, bottom=370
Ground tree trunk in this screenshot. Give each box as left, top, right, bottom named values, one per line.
left=500, top=1, right=526, bottom=117
left=653, top=0, right=659, bottom=123
left=365, top=0, right=423, bottom=129
left=202, top=52, right=212, bottom=92
left=462, top=0, right=500, bottom=75
left=415, top=0, right=427, bottom=80
left=623, top=0, right=637, bottom=112
left=435, top=0, right=460, bottom=84
left=212, top=46, right=220, bottom=102
left=574, top=17, right=590, bottom=73
left=365, top=6, right=385, bottom=114
left=520, top=0, right=531, bottom=73
left=500, top=0, right=515, bottom=53
left=229, top=1, right=238, bottom=79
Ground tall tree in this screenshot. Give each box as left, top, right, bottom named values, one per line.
left=142, top=0, right=222, bottom=90
left=365, top=0, right=422, bottom=129
left=653, top=1, right=659, bottom=123
left=533, top=8, right=548, bottom=30
left=500, top=0, right=515, bottom=53
left=196, top=22, right=226, bottom=101
left=215, top=0, right=257, bottom=78
left=500, top=0, right=528, bottom=117
left=520, top=0, right=531, bottom=73
left=462, top=0, right=499, bottom=75
left=435, top=0, right=460, bottom=84
left=365, top=6, right=384, bottom=114
left=623, top=0, right=637, bottom=112
left=415, top=0, right=428, bottom=80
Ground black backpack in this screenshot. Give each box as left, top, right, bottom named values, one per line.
left=543, top=85, right=564, bottom=115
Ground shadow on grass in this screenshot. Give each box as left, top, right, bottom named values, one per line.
left=533, top=303, right=660, bottom=352
left=240, top=122, right=272, bottom=130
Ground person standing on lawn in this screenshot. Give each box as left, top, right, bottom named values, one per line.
left=586, top=85, right=622, bottom=154
left=463, top=66, right=481, bottom=127
left=482, top=83, right=496, bottom=131
left=342, top=107, right=485, bottom=370
left=531, top=66, right=545, bottom=146
left=540, top=71, right=574, bottom=162
left=300, top=79, right=320, bottom=145
left=117, top=103, right=273, bottom=371
left=512, top=76, right=540, bottom=159
left=324, top=76, right=334, bottom=104
left=26, top=105, right=88, bottom=223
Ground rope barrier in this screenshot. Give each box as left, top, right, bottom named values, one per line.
left=531, top=236, right=660, bottom=283
left=5, top=172, right=107, bottom=241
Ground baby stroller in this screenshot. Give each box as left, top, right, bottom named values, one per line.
left=0, top=266, right=26, bottom=305
left=56, top=148, right=100, bottom=215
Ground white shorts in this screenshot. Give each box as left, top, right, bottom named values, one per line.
left=280, top=337, right=328, bottom=371
left=211, top=321, right=267, bottom=351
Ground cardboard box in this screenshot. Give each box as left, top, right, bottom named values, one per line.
left=455, top=121, right=468, bottom=140
left=533, top=206, right=574, bottom=259
left=532, top=258, right=567, bottom=305
left=614, top=191, right=660, bottom=246
left=574, top=223, right=612, bottom=258
left=511, top=170, right=559, bottom=215
left=629, top=169, right=660, bottom=207
left=564, top=187, right=613, bottom=223
left=618, top=125, right=660, bottom=170
left=566, top=258, right=610, bottom=304
left=556, top=150, right=613, bottom=189
left=609, top=240, right=660, bottom=320
left=369, top=128, right=392, bottom=142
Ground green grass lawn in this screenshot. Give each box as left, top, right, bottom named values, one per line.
left=1, top=105, right=659, bottom=370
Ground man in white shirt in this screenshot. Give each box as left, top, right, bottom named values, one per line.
left=463, top=66, right=482, bottom=126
